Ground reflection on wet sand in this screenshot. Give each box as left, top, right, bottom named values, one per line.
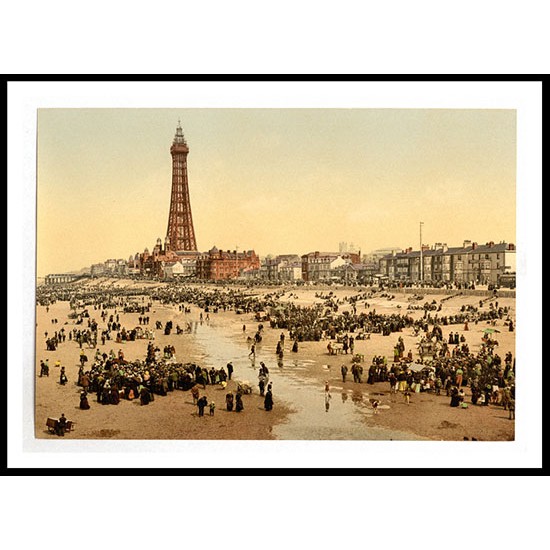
left=192, top=319, right=424, bottom=441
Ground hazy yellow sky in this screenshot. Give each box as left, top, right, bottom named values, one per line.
left=37, top=108, right=516, bottom=277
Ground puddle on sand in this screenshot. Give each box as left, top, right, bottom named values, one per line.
left=190, top=319, right=424, bottom=441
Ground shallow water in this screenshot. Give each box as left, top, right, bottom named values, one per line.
left=189, top=317, right=423, bottom=440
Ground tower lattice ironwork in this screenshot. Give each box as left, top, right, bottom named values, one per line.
left=165, top=121, right=198, bottom=252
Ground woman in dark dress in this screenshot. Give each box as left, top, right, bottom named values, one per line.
left=100, top=387, right=110, bottom=405
left=110, top=387, right=120, bottom=405
left=450, top=387, right=461, bottom=407
left=140, top=387, right=152, bottom=406
left=367, top=364, right=376, bottom=385
left=226, top=392, right=234, bottom=411
left=197, top=395, right=208, bottom=416
left=79, top=391, right=90, bottom=410
left=264, top=389, right=273, bottom=411
left=235, top=392, right=244, bottom=412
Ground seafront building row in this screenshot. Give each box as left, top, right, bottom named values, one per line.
left=379, top=240, right=516, bottom=285
left=47, top=238, right=516, bottom=287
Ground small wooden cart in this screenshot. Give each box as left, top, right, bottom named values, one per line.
left=46, top=417, right=74, bottom=434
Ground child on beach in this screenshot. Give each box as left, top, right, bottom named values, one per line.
left=209, top=402, right=215, bottom=416
left=404, top=390, right=411, bottom=405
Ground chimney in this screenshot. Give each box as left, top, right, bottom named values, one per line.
left=463, top=240, right=472, bottom=248
left=472, top=242, right=477, bottom=250
left=508, top=243, right=516, bottom=250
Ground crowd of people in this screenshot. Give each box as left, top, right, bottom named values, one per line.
left=366, top=333, right=516, bottom=415
left=71, top=343, right=235, bottom=407
left=37, top=279, right=516, bottom=437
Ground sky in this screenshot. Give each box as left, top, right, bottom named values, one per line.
left=36, top=107, right=516, bottom=277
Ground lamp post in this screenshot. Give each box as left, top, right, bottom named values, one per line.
left=419, top=221, right=424, bottom=283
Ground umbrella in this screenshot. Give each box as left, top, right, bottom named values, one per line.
left=483, top=328, right=500, bottom=333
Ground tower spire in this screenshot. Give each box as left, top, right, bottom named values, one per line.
left=173, top=119, right=187, bottom=146
left=166, top=121, right=197, bottom=251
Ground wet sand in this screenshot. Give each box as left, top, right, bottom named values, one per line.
left=35, top=298, right=290, bottom=440
left=34, top=280, right=515, bottom=441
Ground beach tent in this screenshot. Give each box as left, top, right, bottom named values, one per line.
left=406, top=363, right=428, bottom=372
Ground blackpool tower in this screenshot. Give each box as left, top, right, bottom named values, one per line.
left=165, top=121, right=198, bottom=252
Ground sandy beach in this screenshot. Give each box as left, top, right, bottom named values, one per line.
left=34, top=279, right=515, bottom=441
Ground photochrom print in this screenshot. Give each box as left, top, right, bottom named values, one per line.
left=35, top=108, right=516, bottom=442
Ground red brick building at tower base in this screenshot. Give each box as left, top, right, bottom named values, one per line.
left=130, top=238, right=200, bottom=279
left=196, top=247, right=260, bottom=281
